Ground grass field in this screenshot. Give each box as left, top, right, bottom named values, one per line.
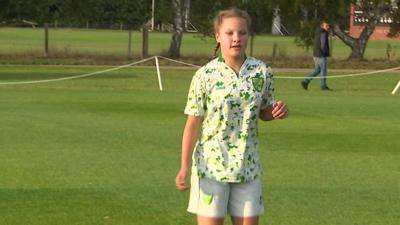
left=0, top=65, right=399, bottom=225
left=1, top=27, right=400, bottom=61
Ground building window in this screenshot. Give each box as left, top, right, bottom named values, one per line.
left=353, top=0, right=398, bottom=25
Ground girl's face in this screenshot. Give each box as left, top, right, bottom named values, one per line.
left=215, top=17, right=248, bottom=60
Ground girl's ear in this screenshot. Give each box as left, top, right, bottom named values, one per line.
left=215, top=32, right=220, bottom=43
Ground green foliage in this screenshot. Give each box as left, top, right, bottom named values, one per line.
left=190, top=0, right=228, bottom=36
left=154, top=0, right=173, bottom=25
left=0, top=0, right=63, bottom=23
left=190, top=0, right=273, bottom=36
left=1, top=0, right=151, bottom=28
left=98, top=0, right=151, bottom=29
left=293, top=20, right=318, bottom=50
left=281, top=0, right=352, bottom=49
left=245, top=0, right=273, bottom=34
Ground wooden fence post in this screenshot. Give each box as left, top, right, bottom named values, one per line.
left=128, top=30, right=132, bottom=59
left=44, top=23, right=49, bottom=57
left=272, top=43, right=278, bottom=61
left=142, top=26, right=149, bottom=59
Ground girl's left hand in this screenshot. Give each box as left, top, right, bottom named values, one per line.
left=272, top=101, right=288, bottom=119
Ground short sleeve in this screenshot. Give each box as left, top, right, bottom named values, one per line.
left=184, top=70, right=207, bottom=116
left=260, top=66, right=275, bottom=109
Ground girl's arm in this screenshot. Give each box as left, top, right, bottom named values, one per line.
left=259, top=100, right=288, bottom=121
left=175, top=115, right=203, bottom=191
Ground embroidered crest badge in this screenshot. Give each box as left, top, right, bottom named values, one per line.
left=251, top=77, right=264, bottom=92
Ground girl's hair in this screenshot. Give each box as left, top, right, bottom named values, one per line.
left=212, top=43, right=221, bottom=59
left=212, top=8, right=251, bottom=58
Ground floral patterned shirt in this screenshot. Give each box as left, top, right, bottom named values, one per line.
left=184, top=55, right=275, bottom=183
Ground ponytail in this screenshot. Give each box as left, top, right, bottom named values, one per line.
left=212, top=43, right=220, bottom=59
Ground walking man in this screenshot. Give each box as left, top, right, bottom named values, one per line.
left=301, top=20, right=332, bottom=91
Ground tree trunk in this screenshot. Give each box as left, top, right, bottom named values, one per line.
left=183, top=0, right=191, bottom=31
left=271, top=6, right=282, bottom=35
left=332, top=20, right=377, bottom=60
left=168, top=0, right=183, bottom=58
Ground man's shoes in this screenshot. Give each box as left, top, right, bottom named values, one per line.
left=301, top=81, right=309, bottom=90
left=321, top=86, right=333, bottom=91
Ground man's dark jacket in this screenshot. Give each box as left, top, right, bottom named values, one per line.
left=313, top=27, right=330, bottom=57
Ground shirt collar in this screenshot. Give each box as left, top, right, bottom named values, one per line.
left=217, top=53, right=225, bottom=62
left=217, top=53, right=247, bottom=63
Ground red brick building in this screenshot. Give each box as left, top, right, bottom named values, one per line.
left=349, top=3, right=400, bottom=40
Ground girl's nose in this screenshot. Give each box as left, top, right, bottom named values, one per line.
left=233, top=33, right=240, bottom=42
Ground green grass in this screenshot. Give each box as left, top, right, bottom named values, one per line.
left=0, top=65, right=399, bottom=225
left=1, top=27, right=400, bottom=60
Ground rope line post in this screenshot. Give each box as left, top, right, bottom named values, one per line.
left=155, top=56, right=163, bottom=91
left=392, top=80, right=400, bottom=95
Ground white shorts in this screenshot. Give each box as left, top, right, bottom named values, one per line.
left=187, top=173, right=264, bottom=218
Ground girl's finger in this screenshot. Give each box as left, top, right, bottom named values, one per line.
left=272, top=106, right=285, bottom=116
left=273, top=108, right=288, bottom=119
left=272, top=102, right=285, bottom=114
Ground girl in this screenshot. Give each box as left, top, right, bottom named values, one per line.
left=175, top=8, right=288, bottom=225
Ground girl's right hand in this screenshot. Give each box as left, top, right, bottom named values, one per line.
left=175, top=168, right=189, bottom=191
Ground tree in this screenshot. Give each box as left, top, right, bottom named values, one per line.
left=168, top=0, right=184, bottom=58
left=334, top=0, right=397, bottom=59
left=153, top=0, right=173, bottom=30
left=188, top=0, right=273, bottom=57
left=183, top=0, right=191, bottom=30
left=289, top=0, right=398, bottom=60
left=0, top=0, right=62, bottom=24
left=243, top=0, right=273, bottom=55
left=61, top=0, right=103, bottom=27
left=389, top=0, right=400, bottom=36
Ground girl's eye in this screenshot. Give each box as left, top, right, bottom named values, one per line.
left=240, top=31, right=248, bottom=35
left=225, top=31, right=233, bottom=35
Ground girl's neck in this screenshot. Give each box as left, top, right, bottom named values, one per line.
left=223, top=55, right=246, bottom=74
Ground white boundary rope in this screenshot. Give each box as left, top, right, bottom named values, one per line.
left=156, top=56, right=400, bottom=79
left=273, top=66, right=400, bottom=79
left=0, top=56, right=399, bottom=89
left=157, top=56, right=400, bottom=80
left=0, top=56, right=155, bottom=85
left=157, top=55, right=201, bottom=68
